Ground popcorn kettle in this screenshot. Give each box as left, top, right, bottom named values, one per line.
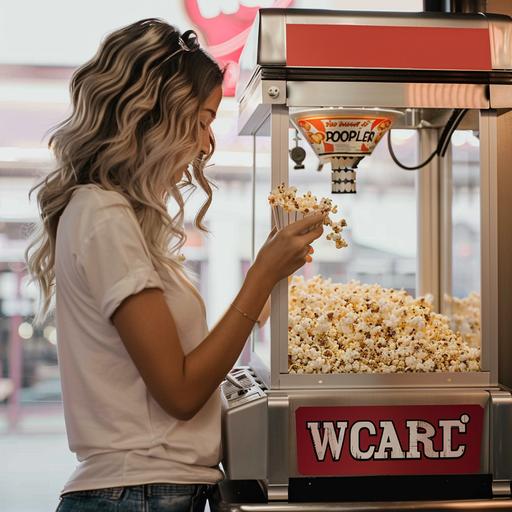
left=291, top=108, right=402, bottom=193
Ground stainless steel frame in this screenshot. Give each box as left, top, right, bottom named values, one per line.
left=479, top=109, right=512, bottom=389
left=237, top=9, right=512, bottom=88
left=212, top=499, right=512, bottom=511
left=239, top=81, right=493, bottom=135
left=417, top=128, right=442, bottom=310
left=440, top=141, right=454, bottom=314
left=252, top=97, right=499, bottom=391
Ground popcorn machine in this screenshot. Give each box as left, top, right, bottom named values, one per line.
left=215, top=7, right=512, bottom=511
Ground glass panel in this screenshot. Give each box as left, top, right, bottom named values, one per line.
left=445, top=130, right=481, bottom=350
left=252, top=119, right=272, bottom=369
left=286, top=125, right=419, bottom=374
left=285, top=121, right=482, bottom=375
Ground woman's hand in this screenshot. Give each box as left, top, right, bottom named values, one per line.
left=253, top=212, right=325, bottom=286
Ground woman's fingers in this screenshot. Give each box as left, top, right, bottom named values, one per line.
left=300, top=223, right=324, bottom=245
left=285, top=212, right=325, bottom=235
left=301, top=245, right=314, bottom=264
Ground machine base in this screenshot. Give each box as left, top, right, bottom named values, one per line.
left=289, top=474, right=493, bottom=501
left=210, top=480, right=512, bottom=511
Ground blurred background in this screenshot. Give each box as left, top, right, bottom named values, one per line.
left=0, top=1, right=480, bottom=510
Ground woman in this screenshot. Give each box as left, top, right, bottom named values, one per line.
left=26, top=18, right=324, bottom=512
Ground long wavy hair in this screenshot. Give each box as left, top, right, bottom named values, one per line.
left=25, top=18, right=224, bottom=321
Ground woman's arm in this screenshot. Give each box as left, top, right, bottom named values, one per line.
left=256, top=295, right=271, bottom=327
left=112, top=213, right=324, bottom=421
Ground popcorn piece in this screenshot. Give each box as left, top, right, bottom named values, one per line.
left=268, top=183, right=348, bottom=249
left=288, top=276, right=481, bottom=374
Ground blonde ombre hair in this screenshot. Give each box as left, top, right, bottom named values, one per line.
left=25, top=19, right=224, bottom=321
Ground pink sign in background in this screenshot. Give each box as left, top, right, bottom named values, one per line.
left=185, top=0, right=294, bottom=96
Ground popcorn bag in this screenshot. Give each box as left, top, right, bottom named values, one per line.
left=271, top=204, right=315, bottom=231
left=268, top=183, right=348, bottom=249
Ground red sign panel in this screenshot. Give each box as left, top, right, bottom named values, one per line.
left=286, top=24, right=492, bottom=71
left=296, top=405, right=484, bottom=476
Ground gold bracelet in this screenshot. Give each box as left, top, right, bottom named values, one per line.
left=231, top=303, right=258, bottom=323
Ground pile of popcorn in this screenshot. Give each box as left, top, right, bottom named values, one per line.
left=268, top=183, right=348, bottom=249
left=288, top=275, right=480, bottom=374
left=444, top=292, right=481, bottom=348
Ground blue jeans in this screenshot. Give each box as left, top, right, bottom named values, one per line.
left=56, top=483, right=214, bottom=511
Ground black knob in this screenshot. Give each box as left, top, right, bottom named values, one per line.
left=290, top=146, right=306, bottom=169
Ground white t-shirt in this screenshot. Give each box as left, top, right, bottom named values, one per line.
left=55, top=185, right=222, bottom=493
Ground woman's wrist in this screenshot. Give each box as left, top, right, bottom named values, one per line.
left=246, top=262, right=275, bottom=296
left=227, top=262, right=274, bottom=328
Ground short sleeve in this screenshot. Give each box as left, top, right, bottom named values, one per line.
left=76, top=205, right=164, bottom=320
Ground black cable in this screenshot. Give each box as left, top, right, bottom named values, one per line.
left=387, top=131, right=437, bottom=170
left=439, top=109, right=467, bottom=157
left=387, top=108, right=468, bottom=171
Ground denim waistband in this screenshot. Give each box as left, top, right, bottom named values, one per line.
left=63, top=482, right=215, bottom=501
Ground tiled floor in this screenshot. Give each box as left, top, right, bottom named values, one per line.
left=0, top=430, right=76, bottom=512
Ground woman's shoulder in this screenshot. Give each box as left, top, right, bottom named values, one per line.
left=71, top=184, right=131, bottom=209
left=69, top=184, right=133, bottom=217
left=61, top=184, right=136, bottom=236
